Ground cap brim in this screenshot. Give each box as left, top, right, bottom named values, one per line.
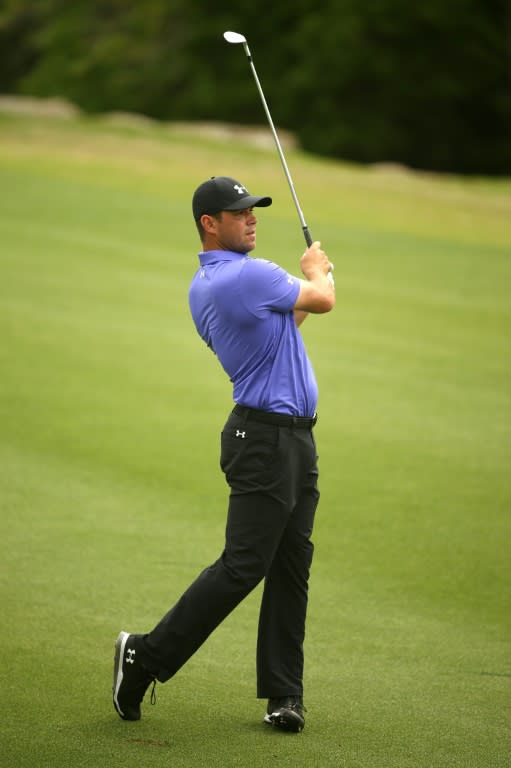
left=224, top=195, right=272, bottom=211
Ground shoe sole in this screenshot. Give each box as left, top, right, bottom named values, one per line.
left=113, top=631, right=131, bottom=720
left=264, top=710, right=304, bottom=733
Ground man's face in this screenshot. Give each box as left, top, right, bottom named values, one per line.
left=205, top=208, right=258, bottom=253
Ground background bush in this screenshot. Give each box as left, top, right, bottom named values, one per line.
left=1, top=0, right=510, bottom=173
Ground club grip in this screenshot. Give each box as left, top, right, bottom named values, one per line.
left=303, top=226, right=313, bottom=247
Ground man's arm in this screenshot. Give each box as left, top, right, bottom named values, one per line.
left=294, top=308, right=309, bottom=327
left=293, top=241, right=335, bottom=325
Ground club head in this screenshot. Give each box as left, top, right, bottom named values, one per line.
left=223, top=31, right=247, bottom=44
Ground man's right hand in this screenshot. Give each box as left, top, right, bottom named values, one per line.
left=294, top=241, right=336, bottom=316
left=300, top=241, right=334, bottom=281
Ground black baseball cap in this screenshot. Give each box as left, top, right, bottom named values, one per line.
left=192, top=176, right=272, bottom=220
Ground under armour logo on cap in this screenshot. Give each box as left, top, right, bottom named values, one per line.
left=192, top=176, right=272, bottom=220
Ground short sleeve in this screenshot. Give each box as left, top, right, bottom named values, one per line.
left=239, top=258, right=300, bottom=317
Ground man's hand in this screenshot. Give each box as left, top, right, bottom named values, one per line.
left=294, top=241, right=335, bottom=316
left=300, top=241, right=333, bottom=282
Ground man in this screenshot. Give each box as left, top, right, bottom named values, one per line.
left=113, top=176, right=335, bottom=732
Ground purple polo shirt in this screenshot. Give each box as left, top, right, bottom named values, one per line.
left=188, top=250, right=318, bottom=416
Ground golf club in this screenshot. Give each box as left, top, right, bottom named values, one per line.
left=223, top=30, right=334, bottom=286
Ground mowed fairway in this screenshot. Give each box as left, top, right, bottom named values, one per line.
left=1, top=107, right=510, bottom=768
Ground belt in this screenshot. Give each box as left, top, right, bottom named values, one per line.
left=233, top=404, right=317, bottom=429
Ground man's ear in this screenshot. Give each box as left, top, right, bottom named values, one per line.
left=200, top=214, right=218, bottom=234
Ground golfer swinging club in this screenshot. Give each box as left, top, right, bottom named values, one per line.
left=113, top=175, right=335, bottom=732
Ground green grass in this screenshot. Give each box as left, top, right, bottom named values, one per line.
left=1, top=107, right=510, bottom=767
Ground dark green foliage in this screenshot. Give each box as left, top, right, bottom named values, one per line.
left=1, top=0, right=510, bottom=173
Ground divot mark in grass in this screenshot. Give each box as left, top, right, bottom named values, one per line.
left=124, top=738, right=171, bottom=748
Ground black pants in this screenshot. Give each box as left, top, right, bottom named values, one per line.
left=141, top=407, right=320, bottom=698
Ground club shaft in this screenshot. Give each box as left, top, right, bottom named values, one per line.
left=242, top=42, right=312, bottom=247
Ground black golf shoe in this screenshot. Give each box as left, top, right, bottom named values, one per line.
left=112, top=631, right=156, bottom=721
left=264, top=695, right=306, bottom=732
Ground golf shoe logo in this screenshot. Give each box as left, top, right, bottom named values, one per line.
left=233, top=184, right=246, bottom=195
left=236, top=430, right=246, bottom=438
left=126, top=649, right=136, bottom=664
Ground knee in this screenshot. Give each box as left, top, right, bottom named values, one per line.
left=222, top=550, right=268, bottom=592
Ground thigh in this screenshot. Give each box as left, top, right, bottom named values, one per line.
left=224, top=492, right=290, bottom=581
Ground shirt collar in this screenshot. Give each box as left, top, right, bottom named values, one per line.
left=198, top=250, right=247, bottom=266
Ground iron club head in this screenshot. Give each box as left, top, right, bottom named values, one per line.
left=223, top=31, right=247, bottom=44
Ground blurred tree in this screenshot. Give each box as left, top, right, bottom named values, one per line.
left=0, top=0, right=509, bottom=174
left=278, top=0, right=511, bottom=174
left=12, top=0, right=197, bottom=114
left=0, top=0, right=39, bottom=91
